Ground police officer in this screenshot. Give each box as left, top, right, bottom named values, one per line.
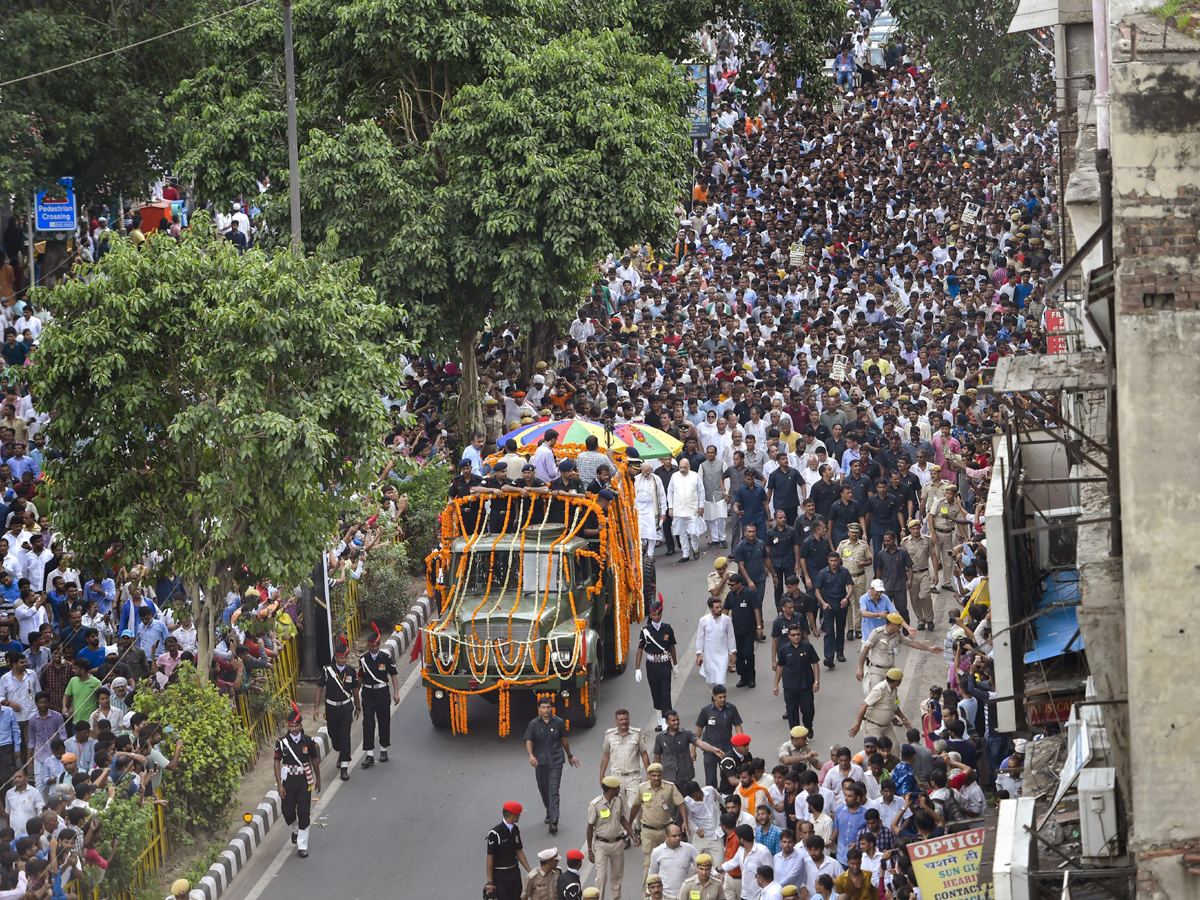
left=449, top=458, right=485, bottom=532
left=694, top=685, right=743, bottom=789
left=599, top=709, right=649, bottom=833
left=927, top=482, right=967, bottom=592
left=849, top=668, right=911, bottom=750
left=901, top=518, right=939, bottom=630
left=855, top=613, right=940, bottom=695
left=587, top=776, right=638, bottom=900
left=314, top=636, right=359, bottom=781
left=486, top=801, right=531, bottom=900
left=524, top=848, right=562, bottom=900
left=835, top=523, right=872, bottom=641
left=635, top=601, right=678, bottom=733
left=677, top=853, right=722, bottom=900
left=358, top=623, right=399, bottom=768
left=274, top=703, right=321, bottom=858
left=772, top=623, right=821, bottom=732
left=477, top=461, right=514, bottom=533
left=629, top=763, right=688, bottom=890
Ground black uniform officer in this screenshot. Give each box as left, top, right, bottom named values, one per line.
left=558, top=849, right=585, bottom=899
left=274, top=703, right=322, bottom=858
left=694, top=684, right=743, bottom=789
left=448, top=458, right=484, bottom=532
left=358, top=623, right=399, bottom=768
left=315, top=636, right=360, bottom=781
left=774, top=623, right=821, bottom=732
left=486, top=801, right=531, bottom=900
left=480, top=461, right=512, bottom=533
left=635, top=599, right=678, bottom=732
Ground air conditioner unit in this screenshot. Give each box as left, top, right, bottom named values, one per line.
left=1078, top=767, right=1119, bottom=859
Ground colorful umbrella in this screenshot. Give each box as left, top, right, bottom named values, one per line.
left=611, top=422, right=683, bottom=459
left=498, top=417, right=629, bottom=451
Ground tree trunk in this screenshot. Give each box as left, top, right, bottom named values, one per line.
left=457, top=328, right=483, bottom=434
left=188, top=579, right=214, bottom=683
left=519, top=320, right=559, bottom=387
left=39, top=241, right=69, bottom=289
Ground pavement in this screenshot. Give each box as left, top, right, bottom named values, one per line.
left=223, top=542, right=938, bottom=900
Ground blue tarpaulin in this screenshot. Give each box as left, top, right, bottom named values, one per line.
left=1024, top=569, right=1085, bottom=663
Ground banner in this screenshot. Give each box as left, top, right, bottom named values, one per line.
left=908, top=828, right=992, bottom=900
left=686, top=64, right=711, bottom=139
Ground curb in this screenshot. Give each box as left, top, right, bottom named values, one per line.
left=195, top=596, right=433, bottom=900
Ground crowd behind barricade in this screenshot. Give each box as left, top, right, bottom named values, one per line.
left=471, top=7, right=1057, bottom=900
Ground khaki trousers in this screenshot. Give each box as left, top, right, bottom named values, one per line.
left=848, top=572, right=867, bottom=631
left=723, top=874, right=742, bottom=900
left=934, top=533, right=956, bottom=587
left=619, top=775, right=641, bottom=825
left=909, top=568, right=933, bottom=625
left=593, top=837, right=626, bottom=900
left=641, top=825, right=668, bottom=889
left=692, top=833, right=726, bottom=865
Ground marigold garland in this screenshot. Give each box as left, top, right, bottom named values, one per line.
left=424, top=449, right=645, bottom=735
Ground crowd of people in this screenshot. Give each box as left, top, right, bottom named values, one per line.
left=472, top=0, right=1059, bottom=897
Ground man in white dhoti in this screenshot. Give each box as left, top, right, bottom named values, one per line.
left=696, top=595, right=736, bottom=687
left=667, top=456, right=705, bottom=561
left=699, top=445, right=729, bottom=548
left=636, top=461, right=667, bottom=555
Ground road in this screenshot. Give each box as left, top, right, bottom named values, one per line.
left=228, top=543, right=917, bottom=900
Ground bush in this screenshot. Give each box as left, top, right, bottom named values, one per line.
left=92, top=798, right=153, bottom=896
left=357, top=542, right=412, bottom=629
left=133, top=664, right=254, bottom=832
left=394, top=462, right=452, bottom=576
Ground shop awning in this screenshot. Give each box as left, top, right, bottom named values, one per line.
left=1024, top=570, right=1085, bottom=663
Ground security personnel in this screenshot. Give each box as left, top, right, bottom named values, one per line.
left=848, top=667, right=911, bottom=750
left=855, top=612, right=941, bottom=695
left=635, top=601, right=678, bottom=732
left=273, top=703, right=321, bottom=858
left=358, top=623, right=399, bottom=767
left=694, top=685, right=743, bottom=789
left=901, top=518, right=939, bottom=630
left=630, top=763, right=689, bottom=890
left=587, top=776, right=637, bottom=900
left=486, top=801, right=531, bottom=900
left=927, top=482, right=966, bottom=591
left=677, top=853, right=722, bottom=900
left=449, top=458, right=485, bottom=532
left=835, top=523, right=872, bottom=640
left=559, top=849, right=585, bottom=900
left=773, top=623, right=820, bottom=732
left=477, top=461, right=514, bottom=533
left=599, top=709, right=650, bottom=831
left=314, top=636, right=359, bottom=781
left=483, top=397, right=506, bottom=452
left=524, top=848, right=562, bottom=900
left=548, top=459, right=586, bottom=523
left=777, top=725, right=820, bottom=771
left=717, top=733, right=753, bottom=795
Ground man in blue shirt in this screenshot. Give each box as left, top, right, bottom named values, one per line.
left=83, top=576, right=116, bottom=618
left=831, top=783, right=868, bottom=866
left=733, top=469, right=769, bottom=534
left=134, top=607, right=170, bottom=661
left=4, top=444, right=38, bottom=482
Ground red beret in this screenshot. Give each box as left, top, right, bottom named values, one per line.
left=566, top=849, right=585, bottom=862
left=731, top=734, right=752, bottom=747
left=503, top=801, right=523, bottom=815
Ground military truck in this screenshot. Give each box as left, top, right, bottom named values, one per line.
left=422, top=456, right=652, bottom=732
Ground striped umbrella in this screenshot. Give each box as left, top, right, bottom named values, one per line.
left=611, top=422, right=684, bottom=459
left=498, top=417, right=629, bottom=451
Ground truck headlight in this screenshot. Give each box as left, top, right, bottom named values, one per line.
left=554, top=651, right=573, bottom=665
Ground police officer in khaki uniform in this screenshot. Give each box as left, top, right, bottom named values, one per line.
left=483, top=398, right=506, bottom=452
left=630, top=763, right=689, bottom=890
left=926, top=483, right=966, bottom=591
left=777, top=725, right=819, bottom=770
left=587, top=776, right=638, bottom=900
left=677, top=853, right=722, bottom=900
left=848, top=668, right=911, bottom=750
left=599, top=710, right=650, bottom=829
left=855, top=613, right=940, bottom=695
left=919, top=465, right=948, bottom=525
left=901, top=519, right=939, bottom=629
left=523, top=848, right=561, bottom=900
left=835, top=523, right=872, bottom=640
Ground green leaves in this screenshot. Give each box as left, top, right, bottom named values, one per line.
left=888, top=0, right=1049, bottom=128
left=32, top=228, right=403, bottom=668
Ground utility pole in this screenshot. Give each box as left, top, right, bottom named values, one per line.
left=283, top=0, right=302, bottom=252
left=26, top=199, right=34, bottom=296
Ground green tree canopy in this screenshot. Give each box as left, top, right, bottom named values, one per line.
left=171, top=0, right=839, bottom=425
left=0, top=0, right=235, bottom=201
left=31, top=228, right=401, bottom=671
left=888, top=0, right=1049, bottom=128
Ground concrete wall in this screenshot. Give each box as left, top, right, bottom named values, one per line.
left=1111, top=46, right=1200, bottom=900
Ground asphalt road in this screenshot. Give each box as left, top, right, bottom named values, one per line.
left=227, top=543, right=917, bottom=900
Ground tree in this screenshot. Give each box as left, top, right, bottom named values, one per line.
left=31, top=228, right=401, bottom=675
left=0, top=0, right=230, bottom=203
left=171, top=0, right=840, bottom=428
left=888, top=0, right=1049, bottom=128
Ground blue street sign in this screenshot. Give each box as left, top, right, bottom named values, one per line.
left=35, top=178, right=77, bottom=232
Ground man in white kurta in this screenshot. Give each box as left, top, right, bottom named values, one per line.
left=667, top=457, right=705, bottom=560
left=635, top=462, right=667, bottom=554
left=695, top=598, right=736, bottom=687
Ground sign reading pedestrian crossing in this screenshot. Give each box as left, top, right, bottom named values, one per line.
left=35, top=178, right=77, bottom=232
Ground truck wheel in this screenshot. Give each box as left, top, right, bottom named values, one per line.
left=429, top=689, right=452, bottom=728
left=569, top=663, right=598, bottom=729
left=642, top=555, right=657, bottom=605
